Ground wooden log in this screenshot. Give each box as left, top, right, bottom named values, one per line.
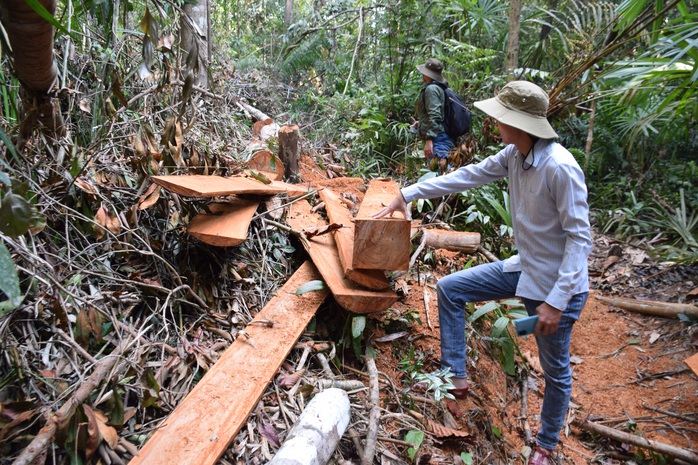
left=573, top=419, right=698, bottom=464
left=422, top=228, right=480, bottom=253
left=128, top=261, right=329, bottom=465
left=238, top=101, right=272, bottom=124
left=151, top=175, right=309, bottom=198
left=594, top=294, right=698, bottom=318
left=353, top=179, right=410, bottom=271
left=267, top=388, right=350, bottom=465
left=278, top=124, right=300, bottom=181
left=187, top=200, right=259, bottom=247
left=318, top=187, right=389, bottom=290
left=286, top=200, right=398, bottom=314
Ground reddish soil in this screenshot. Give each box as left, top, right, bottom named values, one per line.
left=363, top=248, right=698, bottom=465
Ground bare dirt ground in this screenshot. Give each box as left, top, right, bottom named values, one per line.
left=293, top=154, right=698, bottom=465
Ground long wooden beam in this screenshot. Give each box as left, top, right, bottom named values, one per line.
left=318, top=187, right=389, bottom=290
left=287, top=200, right=398, bottom=314
left=128, top=261, right=328, bottom=465
left=151, top=174, right=309, bottom=197
left=353, top=179, right=410, bottom=271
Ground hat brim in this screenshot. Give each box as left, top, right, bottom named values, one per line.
left=417, top=64, right=444, bottom=83
left=474, top=97, right=558, bottom=139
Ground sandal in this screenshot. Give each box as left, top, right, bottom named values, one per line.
left=528, top=446, right=553, bottom=465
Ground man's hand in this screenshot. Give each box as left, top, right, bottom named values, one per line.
left=535, top=302, right=562, bottom=335
left=373, top=193, right=411, bottom=221
left=424, top=139, right=434, bottom=159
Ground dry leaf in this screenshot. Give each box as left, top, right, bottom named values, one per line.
left=74, top=177, right=98, bottom=195
left=258, top=421, right=280, bottom=448
left=82, top=404, right=101, bottom=459
left=138, top=183, right=161, bottom=210
left=94, top=205, right=108, bottom=240
left=277, top=369, right=305, bottom=388
left=94, top=203, right=121, bottom=239
left=303, top=223, right=343, bottom=239
left=427, top=418, right=470, bottom=438
left=79, top=98, right=92, bottom=114
left=522, top=350, right=542, bottom=374
left=92, top=407, right=119, bottom=449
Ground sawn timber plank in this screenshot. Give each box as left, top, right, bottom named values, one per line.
left=353, top=178, right=410, bottom=271
left=685, top=353, right=698, bottom=377
left=287, top=199, right=398, bottom=314
left=151, top=174, right=309, bottom=197
left=128, top=261, right=328, bottom=465
left=187, top=200, right=260, bottom=247
left=318, top=187, right=390, bottom=290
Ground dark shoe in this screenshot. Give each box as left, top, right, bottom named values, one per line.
left=449, top=380, right=469, bottom=399
left=528, top=446, right=553, bottom=465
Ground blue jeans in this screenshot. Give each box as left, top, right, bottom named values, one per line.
left=432, top=133, right=454, bottom=159
left=436, top=261, right=588, bottom=450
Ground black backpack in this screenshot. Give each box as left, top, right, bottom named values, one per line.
left=425, top=81, right=471, bottom=139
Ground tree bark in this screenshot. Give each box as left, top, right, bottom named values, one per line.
left=278, top=124, right=301, bottom=182
left=284, top=0, right=294, bottom=26
left=584, top=99, right=596, bottom=172
left=0, top=0, right=64, bottom=141
left=422, top=229, right=480, bottom=253
left=182, top=0, right=210, bottom=88
left=505, top=0, right=521, bottom=79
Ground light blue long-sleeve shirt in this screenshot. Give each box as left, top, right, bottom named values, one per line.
left=401, top=139, right=592, bottom=311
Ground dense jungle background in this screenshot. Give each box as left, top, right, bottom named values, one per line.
left=0, top=0, right=696, bottom=464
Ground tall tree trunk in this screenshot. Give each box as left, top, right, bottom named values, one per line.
left=505, top=0, right=521, bottom=80
left=0, top=0, right=65, bottom=142
left=182, top=0, right=210, bottom=88
left=284, top=0, right=294, bottom=26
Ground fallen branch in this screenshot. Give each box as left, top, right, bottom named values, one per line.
left=573, top=419, right=698, bottom=464
left=521, top=373, right=534, bottom=445
left=642, top=404, right=698, bottom=425
left=362, top=358, right=380, bottom=465
left=594, top=295, right=698, bottom=318
left=478, top=245, right=500, bottom=263
left=13, top=337, right=133, bottom=465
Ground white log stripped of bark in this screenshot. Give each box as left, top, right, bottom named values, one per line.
left=268, top=388, right=351, bottom=465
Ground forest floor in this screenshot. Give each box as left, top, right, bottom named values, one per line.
left=219, top=155, right=698, bottom=465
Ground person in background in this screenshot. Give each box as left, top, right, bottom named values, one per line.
left=377, top=80, right=592, bottom=465
left=413, top=58, right=454, bottom=173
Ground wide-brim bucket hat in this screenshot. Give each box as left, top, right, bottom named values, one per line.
left=417, top=58, right=445, bottom=82
left=474, top=81, right=558, bottom=139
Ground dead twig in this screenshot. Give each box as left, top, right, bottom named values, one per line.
left=643, top=404, right=698, bottom=425
left=361, top=357, right=380, bottom=465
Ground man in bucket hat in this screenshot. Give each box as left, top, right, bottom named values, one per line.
left=376, top=81, right=591, bottom=465
left=413, top=58, right=454, bottom=173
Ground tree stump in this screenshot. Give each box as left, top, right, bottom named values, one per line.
left=278, top=124, right=300, bottom=182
